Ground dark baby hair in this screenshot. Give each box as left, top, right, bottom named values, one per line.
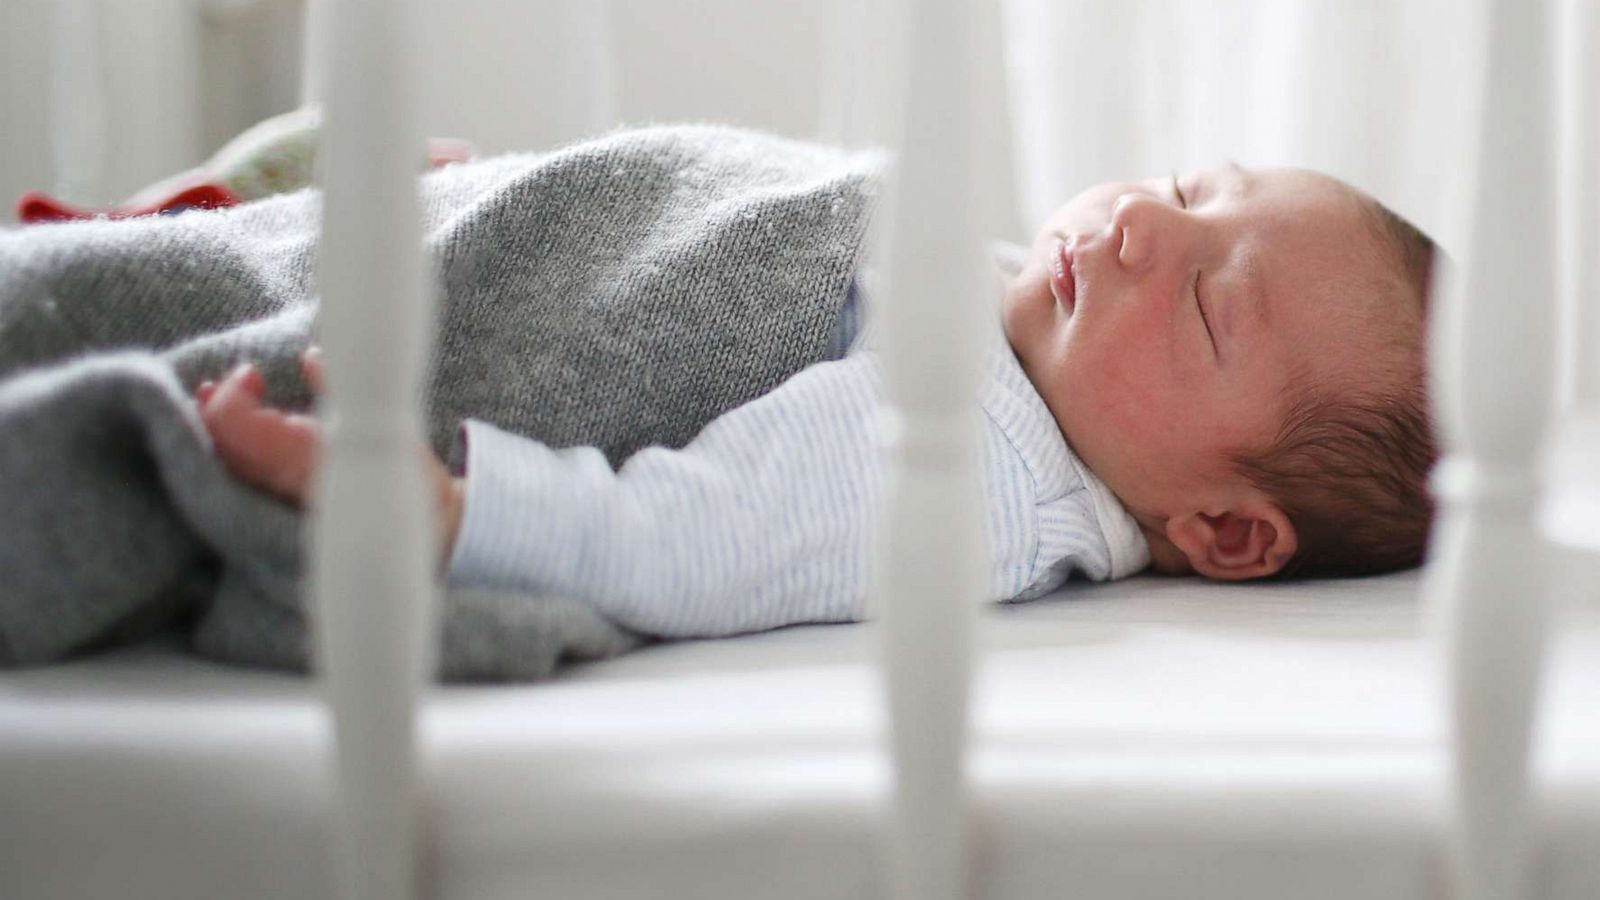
left=1234, top=198, right=1439, bottom=578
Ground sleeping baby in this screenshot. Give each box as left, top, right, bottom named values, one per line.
left=0, top=124, right=1437, bottom=675
left=192, top=151, right=1439, bottom=639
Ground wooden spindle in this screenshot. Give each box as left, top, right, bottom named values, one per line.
left=872, top=1, right=991, bottom=899
left=47, top=0, right=105, bottom=204
left=818, top=0, right=905, bottom=149
left=307, top=1, right=438, bottom=899
left=558, top=0, right=617, bottom=137
left=1424, top=1, right=1557, bottom=898
left=1563, top=0, right=1600, bottom=410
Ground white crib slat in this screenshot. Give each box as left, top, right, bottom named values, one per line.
left=308, top=1, right=437, bottom=900
left=872, top=1, right=989, bottom=899
left=47, top=0, right=105, bottom=203
left=1565, top=0, right=1600, bottom=409
left=300, top=0, right=327, bottom=105
left=1424, top=0, right=1557, bottom=898
left=817, top=0, right=868, bottom=146
left=818, top=0, right=904, bottom=149
left=557, top=0, right=617, bottom=138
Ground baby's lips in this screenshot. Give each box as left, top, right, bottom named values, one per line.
left=1048, top=238, right=1077, bottom=313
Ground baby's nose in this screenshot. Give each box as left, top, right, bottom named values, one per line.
left=1116, top=223, right=1153, bottom=272
left=1110, top=195, right=1168, bottom=273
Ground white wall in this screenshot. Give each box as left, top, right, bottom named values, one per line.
left=400, top=0, right=831, bottom=154
left=0, top=0, right=840, bottom=218
left=1, top=0, right=208, bottom=212
left=1001, top=0, right=1490, bottom=256
left=0, top=0, right=56, bottom=211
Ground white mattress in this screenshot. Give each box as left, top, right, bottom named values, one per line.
left=3, top=571, right=1598, bottom=900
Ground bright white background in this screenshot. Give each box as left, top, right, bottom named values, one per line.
left=0, top=0, right=839, bottom=213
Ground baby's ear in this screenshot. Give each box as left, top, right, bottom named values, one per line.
left=1165, top=502, right=1297, bottom=581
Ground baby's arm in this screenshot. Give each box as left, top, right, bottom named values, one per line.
left=446, top=353, right=889, bottom=638
left=444, top=341, right=1136, bottom=635
left=198, top=348, right=885, bottom=636
left=198, top=343, right=1131, bottom=636
left=197, top=350, right=465, bottom=566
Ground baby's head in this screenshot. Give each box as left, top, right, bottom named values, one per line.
left=1002, top=165, right=1437, bottom=580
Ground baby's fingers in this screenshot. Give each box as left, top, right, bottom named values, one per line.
left=201, top=363, right=323, bottom=507
left=199, top=364, right=263, bottom=420
left=237, top=410, right=322, bottom=505
left=300, top=346, right=326, bottom=395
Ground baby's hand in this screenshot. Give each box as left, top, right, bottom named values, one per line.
left=197, top=353, right=323, bottom=507
left=196, top=348, right=465, bottom=566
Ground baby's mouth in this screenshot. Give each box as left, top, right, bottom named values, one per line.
left=1047, top=238, right=1076, bottom=314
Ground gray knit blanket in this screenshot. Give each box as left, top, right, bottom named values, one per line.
left=0, top=125, right=884, bottom=680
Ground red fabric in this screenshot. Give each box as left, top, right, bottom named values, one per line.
left=17, top=183, right=239, bottom=224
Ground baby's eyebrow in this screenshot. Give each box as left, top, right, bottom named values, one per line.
left=1223, top=160, right=1253, bottom=196
left=1238, top=246, right=1269, bottom=333
left=1185, top=162, right=1249, bottom=207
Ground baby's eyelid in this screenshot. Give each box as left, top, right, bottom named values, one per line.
left=1170, top=173, right=1187, bottom=209
left=1194, top=270, right=1220, bottom=360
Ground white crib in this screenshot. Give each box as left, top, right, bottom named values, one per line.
left=1, top=2, right=1597, bottom=900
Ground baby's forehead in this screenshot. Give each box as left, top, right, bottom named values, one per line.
left=1241, top=172, right=1416, bottom=347
left=1236, top=169, right=1389, bottom=278
left=1244, top=167, right=1372, bottom=229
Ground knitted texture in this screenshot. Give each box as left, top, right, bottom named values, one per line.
left=0, top=125, right=885, bottom=679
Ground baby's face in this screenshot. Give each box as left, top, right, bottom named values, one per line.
left=1002, top=165, right=1399, bottom=535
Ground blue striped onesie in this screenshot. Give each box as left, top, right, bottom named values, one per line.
left=444, top=265, right=1150, bottom=639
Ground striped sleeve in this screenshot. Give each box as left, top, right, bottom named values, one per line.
left=446, top=353, right=888, bottom=637
left=445, top=337, right=1147, bottom=639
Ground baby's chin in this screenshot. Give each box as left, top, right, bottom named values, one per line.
left=998, top=265, right=1055, bottom=351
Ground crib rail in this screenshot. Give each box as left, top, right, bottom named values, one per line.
left=1424, top=0, right=1558, bottom=898
left=306, top=2, right=437, bottom=900
left=1560, top=0, right=1600, bottom=412
left=869, top=0, right=991, bottom=897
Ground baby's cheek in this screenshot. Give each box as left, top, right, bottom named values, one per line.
left=1001, top=268, right=1051, bottom=338
left=1094, top=333, right=1171, bottom=403
left=1081, top=354, right=1172, bottom=448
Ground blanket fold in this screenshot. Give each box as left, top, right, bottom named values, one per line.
left=0, top=125, right=884, bottom=679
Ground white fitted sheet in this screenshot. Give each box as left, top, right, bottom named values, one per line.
left=3, top=571, right=1598, bottom=900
